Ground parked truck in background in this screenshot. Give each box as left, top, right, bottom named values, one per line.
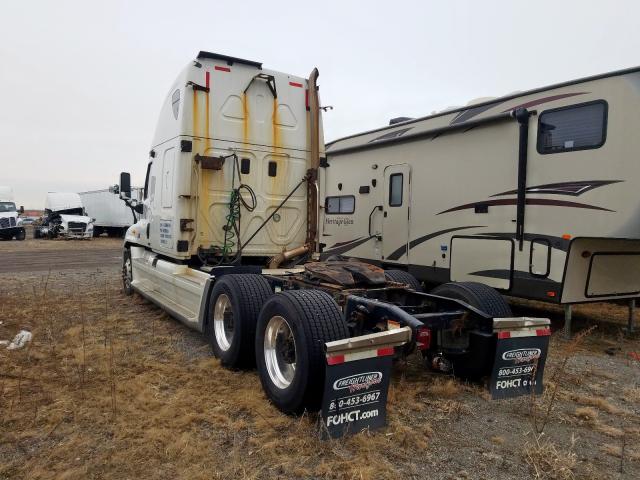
left=34, top=192, right=94, bottom=239
left=0, top=187, right=25, bottom=241
left=116, top=51, right=551, bottom=417
left=79, top=188, right=142, bottom=237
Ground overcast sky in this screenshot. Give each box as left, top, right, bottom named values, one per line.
left=1, top=0, right=638, bottom=207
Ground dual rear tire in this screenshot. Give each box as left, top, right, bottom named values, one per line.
left=207, top=275, right=349, bottom=414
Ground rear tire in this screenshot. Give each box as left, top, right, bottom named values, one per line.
left=256, top=290, right=349, bottom=414
left=430, top=281, right=512, bottom=317
left=206, top=274, right=272, bottom=368
left=385, top=269, right=423, bottom=292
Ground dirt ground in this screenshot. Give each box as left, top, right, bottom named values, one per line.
left=0, top=229, right=122, bottom=273
left=1, top=240, right=639, bottom=479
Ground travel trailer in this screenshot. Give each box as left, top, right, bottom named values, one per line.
left=116, top=51, right=550, bottom=416
left=0, top=186, right=25, bottom=241
left=320, top=66, right=640, bottom=310
left=35, top=192, right=94, bottom=239
left=79, top=188, right=142, bottom=237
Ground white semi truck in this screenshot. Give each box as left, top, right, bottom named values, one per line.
left=79, top=188, right=142, bottom=237
left=116, top=51, right=551, bottom=416
left=34, top=192, right=95, bottom=239
left=0, top=187, right=25, bottom=241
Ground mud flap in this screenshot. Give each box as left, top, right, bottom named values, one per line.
left=320, top=327, right=411, bottom=439
left=490, top=317, right=551, bottom=399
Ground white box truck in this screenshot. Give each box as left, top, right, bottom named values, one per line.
left=114, top=51, right=550, bottom=418
left=79, top=188, right=142, bottom=237
left=0, top=186, right=25, bottom=241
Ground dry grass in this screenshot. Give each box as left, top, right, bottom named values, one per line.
left=523, top=434, right=577, bottom=480
left=571, top=394, right=627, bottom=415
left=574, top=407, right=598, bottom=422
left=2, top=264, right=639, bottom=479
left=427, top=378, right=461, bottom=399
left=0, top=270, right=446, bottom=480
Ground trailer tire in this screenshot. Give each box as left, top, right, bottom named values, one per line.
left=385, top=269, right=423, bottom=292
left=122, top=249, right=134, bottom=296
left=430, top=282, right=512, bottom=317
left=255, top=290, right=349, bottom=414
left=429, top=282, right=511, bottom=379
left=206, top=274, right=272, bottom=368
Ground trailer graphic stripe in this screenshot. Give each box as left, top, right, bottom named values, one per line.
left=386, top=226, right=482, bottom=261
left=501, top=92, right=589, bottom=113
left=321, top=235, right=376, bottom=258
left=491, top=180, right=623, bottom=197
left=437, top=198, right=614, bottom=215
left=474, top=233, right=571, bottom=251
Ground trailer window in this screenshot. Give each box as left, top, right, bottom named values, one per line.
left=537, top=101, right=607, bottom=154
left=389, top=173, right=403, bottom=207
left=325, top=195, right=355, bottom=214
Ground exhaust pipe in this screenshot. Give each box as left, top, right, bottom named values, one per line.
left=306, top=68, right=320, bottom=248
left=268, top=244, right=310, bottom=269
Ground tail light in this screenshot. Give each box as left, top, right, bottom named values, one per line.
left=416, top=327, right=431, bottom=350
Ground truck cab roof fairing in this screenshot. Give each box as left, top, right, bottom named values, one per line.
left=196, top=51, right=262, bottom=69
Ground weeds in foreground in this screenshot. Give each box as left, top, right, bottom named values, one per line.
left=529, top=326, right=596, bottom=435
left=524, top=433, right=577, bottom=480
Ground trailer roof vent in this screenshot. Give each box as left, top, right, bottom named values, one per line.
left=389, top=117, right=413, bottom=125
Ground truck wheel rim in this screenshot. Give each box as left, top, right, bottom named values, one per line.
left=213, top=294, right=234, bottom=351
left=123, top=257, right=132, bottom=289
left=264, top=315, right=296, bottom=389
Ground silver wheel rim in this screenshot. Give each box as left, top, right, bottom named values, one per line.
left=213, top=294, right=234, bottom=351
left=123, top=256, right=132, bottom=289
left=264, top=315, right=296, bottom=389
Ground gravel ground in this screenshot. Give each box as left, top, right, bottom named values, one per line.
left=1, top=243, right=639, bottom=479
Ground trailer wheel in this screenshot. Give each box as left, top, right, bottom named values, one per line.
left=255, top=290, right=349, bottom=414
left=122, top=249, right=134, bottom=296
left=431, top=282, right=512, bottom=317
left=385, top=269, right=423, bottom=292
left=206, top=274, right=272, bottom=368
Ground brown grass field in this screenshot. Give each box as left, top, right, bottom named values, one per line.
left=1, top=238, right=640, bottom=479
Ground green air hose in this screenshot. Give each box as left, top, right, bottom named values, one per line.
left=199, top=154, right=257, bottom=266
left=219, top=184, right=256, bottom=257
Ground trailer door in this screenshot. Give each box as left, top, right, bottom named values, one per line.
left=382, top=164, right=411, bottom=264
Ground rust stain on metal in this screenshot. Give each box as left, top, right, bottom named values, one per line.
left=242, top=93, right=249, bottom=145
left=272, top=98, right=280, bottom=151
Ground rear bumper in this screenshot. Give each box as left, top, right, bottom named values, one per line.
left=0, top=226, right=24, bottom=239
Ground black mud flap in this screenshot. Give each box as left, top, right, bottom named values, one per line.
left=320, top=327, right=411, bottom=439
left=489, top=319, right=551, bottom=399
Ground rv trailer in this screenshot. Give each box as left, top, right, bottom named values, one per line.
left=320, top=66, right=640, bottom=319
left=116, top=51, right=551, bottom=418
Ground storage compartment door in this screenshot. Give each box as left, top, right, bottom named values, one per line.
left=450, top=237, right=514, bottom=290
left=587, top=253, right=640, bottom=298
